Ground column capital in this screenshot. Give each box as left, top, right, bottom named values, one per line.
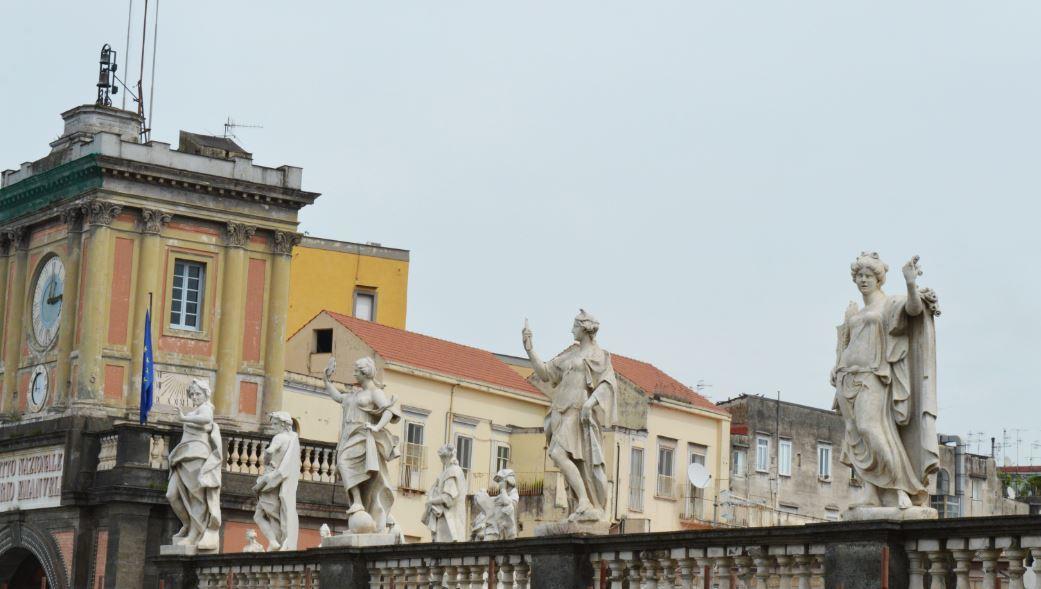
left=81, top=199, right=123, bottom=226
left=0, top=233, right=9, bottom=257
left=223, top=222, right=257, bottom=248
left=59, top=204, right=84, bottom=232
left=2, top=225, right=29, bottom=251
left=272, top=231, right=302, bottom=256
left=140, top=208, right=173, bottom=234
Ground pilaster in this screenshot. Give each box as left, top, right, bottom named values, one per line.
left=261, top=231, right=300, bottom=418
left=75, top=199, right=122, bottom=401
left=54, top=205, right=84, bottom=406
left=214, top=222, right=254, bottom=416
left=128, top=208, right=171, bottom=412
left=1, top=225, right=29, bottom=412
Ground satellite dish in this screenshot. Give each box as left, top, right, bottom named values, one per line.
left=1007, top=486, right=1016, bottom=499
left=687, top=463, right=711, bottom=489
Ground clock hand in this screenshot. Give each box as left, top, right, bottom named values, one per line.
left=47, top=293, right=63, bottom=305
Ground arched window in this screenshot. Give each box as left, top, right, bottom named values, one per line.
left=936, top=469, right=950, bottom=496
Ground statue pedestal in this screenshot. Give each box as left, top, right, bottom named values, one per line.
left=321, top=533, right=399, bottom=548
left=534, top=520, right=612, bottom=537
left=159, top=544, right=217, bottom=556
left=843, top=505, right=938, bottom=522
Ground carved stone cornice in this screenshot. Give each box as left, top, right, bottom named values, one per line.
left=140, top=208, right=173, bottom=235
left=223, top=222, right=257, bottom=248
left=59, top=205, right=84, bottom=232
left=272, top=231, right=302, bottom=257
left=3, top=226, right=29, bottom=251
left=81, top=200, right=123, bottom=227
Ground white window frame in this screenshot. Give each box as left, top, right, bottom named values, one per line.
left=755, top=437, right=770, bottom=473
left=455, top=434, right=473, bottom=474
left=971, top=478, right=982, bottom=501
left=656, top=441, right=676, bottom=498
left=353, top=288, right=377, bottom=321
left=818, top=443, right=832, bottom=480
left=170, top=259, right=206, bottom=331
left=400, top=421, right=426, bottom=490
left=778, top=439, right=792, bottom=477
left=732, top=449, right=746, bottom=478
left=493, top=442, right=511, bottom=472
left=629, top=447, right=645, bottom=512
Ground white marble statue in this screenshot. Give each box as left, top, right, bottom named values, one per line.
left=252, top=411, right=301, bottom=551
left=832, top=253, right=941, bottom=519
left=324, top=357, right=401, bottom=533
left=473, top=468, right=520, bottom=541
left=522, top=310, right=617, bottom=523
left=165, top=379, right=223, bottom=551
left=423, top=444, right=468, bottom=542
left=319, top=523, right=332, bottom=539
left=242, top=529, right=264, bottom=553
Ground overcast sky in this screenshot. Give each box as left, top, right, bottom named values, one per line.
left=3, top=2, right=1039, bottom=463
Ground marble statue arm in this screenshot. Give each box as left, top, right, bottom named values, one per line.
left=323, top=376, right=345, bottom=404
left=178, top=404, right=213, bottom=425
left=902, top=256, right=925, bottom=317
left=521, top=322, right=553, bottom=383
left=367, top=405, right=394, bottom=433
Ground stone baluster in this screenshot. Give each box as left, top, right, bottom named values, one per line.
left=945, top=539, right=972, bottom=589
left=97, top=435, right=117, bottom=470
left=626, top=557, right=644, bottom=589
left=695, top=555, right=715, bottom=589
left=973, top=539, right=1001, bottom=589
left=303, top=447, right=315, bottom=481
left=1026, top=536, right=1041, bottom=589
left=392, top=563, right=408, bottom=589
left=324, top=447, right=337, bottom=482
left=640, top=552, right=661, bottom=589
left=445, top=558, right=464, bottom=589
left=430, top=558, right=448, bottom=589
left=197, top=567, right=218, bottom=589
left=808, top=548, right=826, bottom=588
left=258, top=441, right=269, bottom=475
left=656, top=554, right=677, bottom=589
left=733, top=554, right=754, bottom=589
left=924, top=546, right=950, bottom=589
left=792, top=554, right=812, bottom=589
left=673, top=548, right=697, bottom=589
left=708, top=551, right=733, bottom=589
left=413, top=559, right=429, bottom=589
left=1004, top=542, right=1028, bottom=589
left=906, top=544, right=928, bottom=589
left=752, top=552, right=773, bottom=589
left=513, top=558, right=530, bottom=589
left=467, top=556, right=489, bottom=589
left=228, top=437, right=241, bottom=472
left=368, top=561, right=384, bottom=589
left=599, top=552, right=627, bottom=589
left=248, top=440, right=261, bottom=475
left=774, top=553, right=793, bottom=589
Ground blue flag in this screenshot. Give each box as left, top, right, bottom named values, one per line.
left=140, top=306, right=155, bottom=424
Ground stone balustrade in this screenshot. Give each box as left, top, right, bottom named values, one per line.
left=152, top=515, right=1041, bottom=589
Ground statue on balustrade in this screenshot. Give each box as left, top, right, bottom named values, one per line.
left=472, top=468, right=520, bottom=541
left=166, top=379, right=223, bottom=551
left=242, top=529, right=264, bottom=553
left=324, top=356, right=401, bottom=534
left=252, top=411, right=301, bottom=551
left=423, top=444, right=468, bottom=542
left=522, top=310, right=617, bottom=523
left=831, top=253, right=941, bottom=520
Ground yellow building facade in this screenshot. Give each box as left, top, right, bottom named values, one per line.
left=287, top=237, right=409, bottom=334
left=283, top=311, right=730, bottom=541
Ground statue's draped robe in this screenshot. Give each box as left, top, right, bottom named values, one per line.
left=335, top=387, right=401, bottom=531
left=256, top=430, right=301, bottom=549
left=423, top=462, right=467, bottom=541
left=167, top=403, right=222, bottom=549
left=543, top=344, right=618, bottom=518
left=833, top=293, right=939, bottom=504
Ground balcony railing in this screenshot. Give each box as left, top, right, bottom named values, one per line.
left=399, top=442, right=426, bottom=491
left=656, top=474, right=676, bottom=499
left=155, top=515, right=1041, bottom=589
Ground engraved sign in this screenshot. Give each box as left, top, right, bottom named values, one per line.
left=0, top=445, right=65, bottom=512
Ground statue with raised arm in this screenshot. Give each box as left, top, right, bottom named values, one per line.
left=832, top=253, right=941, bottom=520
left=165, top=380, right=223, bottom=551
left=423, top=444, right=468, bottom=542
left=252, top=411, right=300, bottom=551
left=473, top=468, right=520, bottom=541
left=324, top=357, right=401, bottom=533
left=522, top=310, right=617, bottom=523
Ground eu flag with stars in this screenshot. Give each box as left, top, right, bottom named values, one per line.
left=140, top=306, right=155, bottom=424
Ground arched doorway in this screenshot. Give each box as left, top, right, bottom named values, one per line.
left=0, top=547, right=50, bottom=589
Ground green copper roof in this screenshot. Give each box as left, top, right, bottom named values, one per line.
left=0, top=155, right=103, bottom=224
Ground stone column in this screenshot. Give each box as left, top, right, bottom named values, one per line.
left=76, top=200, right=122, bottom=401
left=1, top=226, right=29, bottom=412
left=261, top=231, right=299, bottom=418
left=127, top=209, right=171, bottom=413
left=214, top=222, right=254, bottom=416
left=54, top=206, right=84, bottom=406
left=0, top=235, right=10, bottom=404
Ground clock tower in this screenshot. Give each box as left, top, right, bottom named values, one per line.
left=0, top=104, right=319, bottom=424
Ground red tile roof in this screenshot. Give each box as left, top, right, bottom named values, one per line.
left=999, top=466, right=1041, bottom=474
left=611, top=354, right=728, bottom=416
left=730, top=424, right=749, bottom=436
left=325, top=312, right=543, bottom=397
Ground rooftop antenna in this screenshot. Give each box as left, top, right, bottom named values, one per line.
left=223, top=117, right=263, bottom=141
left=121, top=0, right=133, bottom=109
left=96, top=45, right=119, bottom=106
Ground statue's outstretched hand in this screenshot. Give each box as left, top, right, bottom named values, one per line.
left=521, top=319, right=533, bottom=353
left=902, top=255, right=922, bottom=285
left=324, top=357, right=336, bottom=380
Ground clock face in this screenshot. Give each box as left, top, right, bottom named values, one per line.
left=29, top=367, right=48, bottom=411
left=31, top=257, right=65, bottom=348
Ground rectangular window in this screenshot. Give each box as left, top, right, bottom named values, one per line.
left=732, top=449, right=746, bottom=477
left=825, top=508, right=840, bottom=522
left=971, top=478, right=982, bottom=501
left=755, top=437, right=770, bottom=473
left=314, top=328, right=333, bottom=353
left=353, top=289, right=376, bottom=321
left=629, top=447, right=645, bottom=511
left=686, top=445, right=707, bottom=519
left=818, top=444, right=832, bottom=480
left=455, top=435, right=473, bottom=474
left=778, top=439, right=792, bottom=477
left=401, top=422, right=425, bottom=490
left=495, top=443, right=511, bottom=472
left=170, top=260, right=206, bottom=331
left=657, top=443, right=675, bottom=498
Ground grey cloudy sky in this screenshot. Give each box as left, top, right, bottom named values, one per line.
left=3, top=2, right=1039, bottom=461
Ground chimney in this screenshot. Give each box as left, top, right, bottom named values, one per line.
left=50, top=105, right=143, bottom=152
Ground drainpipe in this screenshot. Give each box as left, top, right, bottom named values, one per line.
left=940, top=434, right=965, bottom=516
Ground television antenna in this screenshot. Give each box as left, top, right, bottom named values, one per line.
left=224, top=117, right=263, bottom=140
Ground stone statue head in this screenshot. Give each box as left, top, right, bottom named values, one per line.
left=437, top=444, right=457, bottom=465
left=245, top=529, right=257, bottom=541
left=187, top=379, right=212, bottom=406
left=572, top=309, right=600, bottom=340
left=353, top=357, right=377, bottom=383
left=850, top=251, right=888, bottom=292
left=493, top=468, right=517, bottom=490
left=270, top=411, right=294, bottom=432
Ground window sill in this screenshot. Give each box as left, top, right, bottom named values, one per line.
left=163, top=326, right=211, bottom=342
left=818, top=476, right=832, bottom=483
left=654, top=495, right=678, bottom=502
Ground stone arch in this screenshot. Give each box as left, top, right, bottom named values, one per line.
left=0, top=522, right=71, bottom=589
